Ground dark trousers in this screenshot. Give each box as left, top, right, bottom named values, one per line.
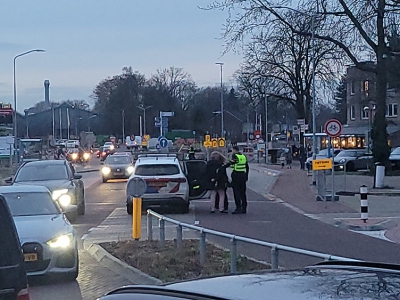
left=232, top=172, right=247, bottom=212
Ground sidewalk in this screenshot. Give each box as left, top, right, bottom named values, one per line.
left=250, top=161, right=400, bottom=243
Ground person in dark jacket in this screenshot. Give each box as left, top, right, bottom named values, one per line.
left=205, top=151, right=228, bottom=213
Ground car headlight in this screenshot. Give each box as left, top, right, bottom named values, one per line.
left=58, top=194, right=72, bottom=206
left=83, top=152, right=90, bottom=160
left=110, top=145, right=115, bottom=150
left=339, top=159, right=346, bottom=164
left=71, top=153, right=78, bottom=160
left=47, top=233, right=74, bottom=248
left=126, top=166, right=134, bottom=174
left=102, top=167, right=111, bottom=175
left=52, top=189, right=68, bottom=200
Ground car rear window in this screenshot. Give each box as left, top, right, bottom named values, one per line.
left=135, top=164, right=180, bottom=176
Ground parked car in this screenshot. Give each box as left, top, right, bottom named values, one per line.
left=305, top=148, right=342, bottom=170
left=126, top=154, right=207, bottom=214
left=0, top=195, right=30, bottom=300
left=1, top=185, right=79, bottom=281
left=99, top=261, right=400, bottom=300
left=5, top=160, right=85, bottom=221
left=333, top=149, right=373, bottom=171
left=389, top=147, right=400, bottom=170
left=102, top=154, right=134, bottom=182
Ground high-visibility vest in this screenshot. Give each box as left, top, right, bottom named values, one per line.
left=232, top=154, right=247, bottom=172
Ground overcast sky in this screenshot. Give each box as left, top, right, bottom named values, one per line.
left=0, top=1, right=243, bottom=113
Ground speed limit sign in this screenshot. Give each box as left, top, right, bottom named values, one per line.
left=324, top=119, right=342, bottom=138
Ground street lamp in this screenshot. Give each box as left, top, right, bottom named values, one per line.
left=363, top=105, right=376, bottom=154
left=137, top=105, right=152, bottom=136
left=13, top=49, right=45, bottom=162
left=215, top=62, right=224, bottom=138
left=88, top=114, right=97, bottom=132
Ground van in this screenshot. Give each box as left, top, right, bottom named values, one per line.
left=0, top=196, right=30, bottom=300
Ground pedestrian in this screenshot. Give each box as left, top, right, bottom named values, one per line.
left=285, top=148, right=292, bottom=169
left=188, top=146, right=195, bottom=160
left=299, top=145, right=306, bottom=170
left=205, top=151, right=229, bottom=213
left=226, top=146, right=249, bottom=214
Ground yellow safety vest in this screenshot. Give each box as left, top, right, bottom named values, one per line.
left=232, top=154, right=247, bottom=172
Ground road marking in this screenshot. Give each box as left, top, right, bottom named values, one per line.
left=350, top=230, right=392, bottom=242
left=81, top=234, right=88, bottom=240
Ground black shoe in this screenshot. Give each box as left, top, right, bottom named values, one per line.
left=219, top=210, right=228, bottom=214
left=232, top=209, right=241, bottom=214
left=241, top=210, right=247, bottom=214
left=210, top=210, right=215, bottom=214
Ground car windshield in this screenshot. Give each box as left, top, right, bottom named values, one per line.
left=336, top=150, right=358, bottom=157
left=15, top=164, right=69, bottom=182
left=135, top=164, right=180, bottom=176
left=4, top=192, right=60, bottom=216
left=391, top=148, right=400, bottom=155
left=106, top=156, right=131, bottom=164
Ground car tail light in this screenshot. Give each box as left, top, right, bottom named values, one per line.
left=17, top=286, right=30, bottom=300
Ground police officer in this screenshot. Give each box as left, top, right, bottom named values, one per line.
left=188, top=146, right=195, bottom=160
left=227, top=146, right=249, bottom=214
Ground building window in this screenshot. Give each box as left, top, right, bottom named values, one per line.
left=386, top=103, right=398, bottom=117
left=350, top=81, right=356, bottom=95
left=350, top=105, right=355, bottom=120
left=361, top=107, right=369, bottom=119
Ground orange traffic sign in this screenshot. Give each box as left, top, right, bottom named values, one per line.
left=211, top=138, right=218, bottom=148
left=218, top=138, right=225, bottom=147
left=312, top=159, right=333, bottom=170
left=205, top=135, right=211, bottom=142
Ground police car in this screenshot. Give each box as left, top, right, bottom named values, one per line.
left=126, top=154, right=207, bottom=214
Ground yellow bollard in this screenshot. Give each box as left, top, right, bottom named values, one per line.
left=132, top=197, right=142, bottom=240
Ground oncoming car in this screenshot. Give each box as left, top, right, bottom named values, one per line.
left=0, top=185, right=78, bottom=281
left=102, top=154, right=134, bottom=182
left=6, top=160, right=85, bottom=221
left=126, top=154, right=207, bottom=214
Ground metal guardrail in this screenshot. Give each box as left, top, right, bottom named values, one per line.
left=146, top=209, right=358, bottom=273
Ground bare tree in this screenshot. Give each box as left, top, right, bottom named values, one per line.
left=209, top=0, right=400, bottom=162
left=150, top=67, right=197, bottom=110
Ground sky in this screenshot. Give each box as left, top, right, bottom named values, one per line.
left=0, top=1, right=243, bottom=113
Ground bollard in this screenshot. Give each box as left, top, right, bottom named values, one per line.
left=271, top=245, right=279, bottom=270
left=199, top=231, right=206, bottom=265
left=230, top=238, right=237, bottom=274
left=360, top=185, right=368, bottom=223
left=132, top=197, right=142, bottom=240
left=176, top=225, right=183, bottom=250
left=147, top=212, right=153, bottom=241
left=159, top=219, right=165, bottom=247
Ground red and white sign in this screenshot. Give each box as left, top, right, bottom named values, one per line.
left=324, top=119, right=342, bottom=137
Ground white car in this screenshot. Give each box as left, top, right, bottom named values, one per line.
left=126, top=154, right=207, bottom=214
left=1, top=185, right=79, bottom=281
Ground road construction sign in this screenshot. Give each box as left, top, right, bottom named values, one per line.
left=218, top=138, right=225, bottom=147
left=212, top=138, right=218, bottom=148
left=312, top=158, right=333, bottom=170
left=205, top=135, right=211, bottom=142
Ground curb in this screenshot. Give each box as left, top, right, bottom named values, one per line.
left=85, top=243, right=162, bottom=285
left=334, top=218, right=397, bottom=232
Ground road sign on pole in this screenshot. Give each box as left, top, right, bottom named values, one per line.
left=159, top=137, right=168, bottom=148
left=324, top=119, right=342, bottom=138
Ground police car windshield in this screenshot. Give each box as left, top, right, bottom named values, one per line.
left=135, top=164, right=179, bottom=176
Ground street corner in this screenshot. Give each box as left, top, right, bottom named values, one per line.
left=334, top=217, right=397, bottom=232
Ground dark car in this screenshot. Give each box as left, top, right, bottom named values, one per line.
left=389, top=147, right=400, bottom=170
left=5, top=160, right=85, bottom=221
left=0, top=195, right=30, bottom=300
left=101, top=154, right=134, bottom=182
left=99, top=261, right=400, bottom=300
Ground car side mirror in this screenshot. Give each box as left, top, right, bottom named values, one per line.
left=4, top=177, right=13, bottom=184
left=73, top=173, right=82, bottom=179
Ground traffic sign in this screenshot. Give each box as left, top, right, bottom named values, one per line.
left=324, top=119, right=342, bottom=138
left=218, top=138, right=225, bottom=148
left=312, top=158, right=333, bottom=170
left=156, top=143, right=161, bottom=150
left=203, top=141, right=212, bottom=148
left=126, top=177, right=147, bottom=197
left=159, top=137, right=168, bottom=148
left=205, top=135, right=211, bottom=142
left=130, top=135, right=135, bottom=141
left=297, top=119, right=305, bottom=125
left=211, top=138, right=218, bottom=148
left=143, top=134, right=150, bottom=141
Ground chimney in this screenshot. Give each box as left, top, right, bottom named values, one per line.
left=44, top=80, right=50, bottom=106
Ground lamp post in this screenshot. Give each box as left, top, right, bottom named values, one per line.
left=215, top=62, right=224, bottom=138
left=88, top=115, right=97, bottom=132
left=137, top=105, right=152, bottom=136
left=363, top=105, right=376, bottom=153
left=13, top=49, right=45, bottom=162
left=122, top=109, right=125, bottom=140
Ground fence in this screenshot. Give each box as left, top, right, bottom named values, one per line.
left=146, top=209, right=358, bottom=273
